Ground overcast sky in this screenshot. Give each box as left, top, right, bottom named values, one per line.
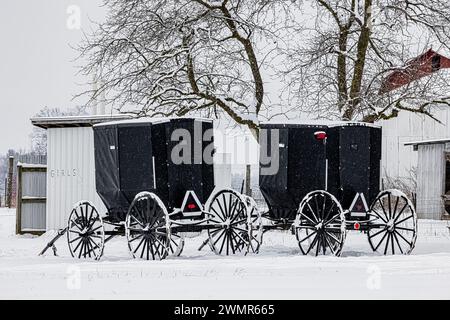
left=1, top=1, right=445, bottom=159
left=0, top=0, right=105, bottom=154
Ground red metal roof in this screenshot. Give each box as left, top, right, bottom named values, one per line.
left=379, top=49, right=450, bottom=94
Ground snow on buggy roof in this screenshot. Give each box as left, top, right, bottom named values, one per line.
left=94, top=116, right=214, bottom=127
left=31, top=114, right=135, bottom=129
left=260, top=119, right=380, bottom=128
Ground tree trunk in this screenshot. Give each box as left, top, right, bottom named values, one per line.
left=343, top=0, right=373, bottom=120
left=6, top=156, right=14, bottom=208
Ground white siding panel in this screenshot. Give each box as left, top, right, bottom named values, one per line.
left=416, top=144, right=445, bottom=219
left=379, top=105, right=450, bottom=181
left=46, top=127, right=106, bottom=230
left=397, top=136, right=418, bottom=178
left=410, top=113, right=423, bottom=136
left=381, top=136, right=399, bottom=179
left=396, top=112, right=411, bottom=137
left=214, top=153, right=232, bottom=191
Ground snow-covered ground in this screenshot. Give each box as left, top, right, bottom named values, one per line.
left=1, top=208, right=450, bottom=299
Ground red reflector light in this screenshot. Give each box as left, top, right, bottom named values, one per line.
left=314, top=131, right=327, bottom=141
left=354, top=222, right=361, bottom=230
left=187, top=203, right=196, bottom=209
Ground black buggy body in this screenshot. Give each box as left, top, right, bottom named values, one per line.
left=255, top=120, right=417, bottom=256
left=40, top=118, right=417, bottom=260
left=42, top=116, right=261, bottom=261
left=259, top=121, right=381, bottom=221
left=93, top=117, right=215, bottom=222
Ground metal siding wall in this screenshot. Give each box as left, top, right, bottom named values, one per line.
left=46, top=127, right=107, bottom=230
left=380, top=105, right=450, bottom=180
left=214, top=153, right=232, bottom=191
left=416, top=144, right=445, bottom=219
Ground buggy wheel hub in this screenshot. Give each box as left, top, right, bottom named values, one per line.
left=387, top=219, right=395, bottom=232
left=223, top=218, right=231, bottom=229
left=315, top=221, right=324, bottom=230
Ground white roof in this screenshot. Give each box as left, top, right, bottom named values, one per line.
left=260, top=119, right=380, bottom=128
left=404, top=138, right=450, bottom=146
left=94, top=116, right=214, bottom=127
left=31, top=114, right=135, bottom=129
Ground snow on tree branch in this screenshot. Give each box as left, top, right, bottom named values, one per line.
left=281, top=0, right=450, bottom=123
left=77, top=0, right=288, bottom=136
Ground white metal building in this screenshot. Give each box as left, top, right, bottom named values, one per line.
left=32, top=115, right=133, bottom=230
left=404, top=139, right=450, bottom=220
left=379, top=105, right=450, bottom=182
left=31, top=115, right=232, bottom=230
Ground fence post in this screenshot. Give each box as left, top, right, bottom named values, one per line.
left=245, top=164, right=252, bottom=197
left=4, top=178, right=7, bottom=206
left=15, top=164, right=22, bottom=235
left=6, top=156, right=14, bottom=208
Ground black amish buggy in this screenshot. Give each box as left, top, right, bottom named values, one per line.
left=246, top=121, right=418, bottom=256
left=39, top=118, right=417, bottom=260
left=40, top=117, right=259, bottom=260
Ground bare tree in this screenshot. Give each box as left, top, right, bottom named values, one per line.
left=78, top=0, right=288, bottom=137
left=282, top=0, right=450, bottom=122
left=382, top=166, right=417, bottom=204
left=30, top=106, right=88, bottom=154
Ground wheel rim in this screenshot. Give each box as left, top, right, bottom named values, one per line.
left=166, top=232, right=185, bottom=257
left=207, top=189, right=250, bottom=255
left=243, top=195, right=263, bottom=254
left=67, top=202, right=105, bottom=260
left=125, top=192, right=169, bottom=260
left=368, top=190, right=417, bottom=255
left=295, top=191, right=346, bottom=256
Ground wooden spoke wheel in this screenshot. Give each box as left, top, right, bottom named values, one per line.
left=242, top=195, right=263, bottom=254
left=125, top=192, right=176, bottom=260
left=368, top=189, right=417, bottom=255
left=166, top=231, right=185, bottom=257
left=295, top=190, right=346, bottom=256
left=206, top=189, right=251, bottom=255
left=67, top=201, right=105, bottom=260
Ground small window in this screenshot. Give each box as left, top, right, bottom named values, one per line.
left=432, top=55, right=441, bottom=72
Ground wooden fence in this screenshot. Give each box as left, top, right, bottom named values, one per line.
left=16, top=163, right=47, bottom=235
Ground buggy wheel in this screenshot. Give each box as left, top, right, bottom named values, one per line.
left=125, top=192, right=171, bottom=260
left=206, top=189, right=250, bottom=255
left=67, top=201, right=105, bottom=260
left=166, top=231, right=185, bottom=257
left=242, top=195, right=263, bottom=254
left=368, top=189, right=417, bottom=255
left=295, top=190, right=346, bottom=256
